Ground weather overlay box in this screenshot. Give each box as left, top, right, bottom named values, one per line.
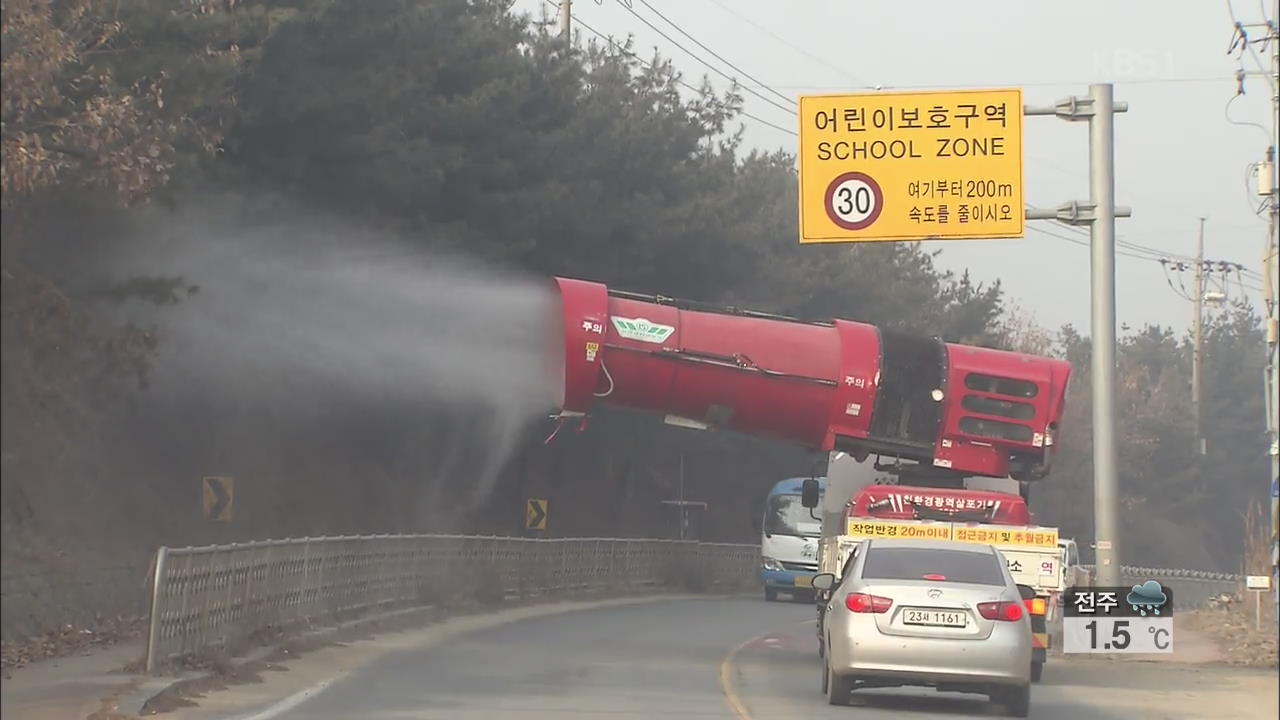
left=1062, top=581, right=1174, bottom=654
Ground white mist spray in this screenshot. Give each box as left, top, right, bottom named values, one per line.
left=102, top=198, right=561, bottom=522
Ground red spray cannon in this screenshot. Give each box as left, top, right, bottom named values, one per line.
left=549, top=277, right=1071, bottom=481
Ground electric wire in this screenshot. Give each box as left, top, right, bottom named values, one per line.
left=702, top=0, right=877, bottom=90
left=1224, top=93, right=1274, bottom=143
left=578, top=15, right=798, bottom=136
left=633, top=0, right=796, bottom=108
left=614, top=0, right=798, bottom=115
left=1026, top=224, right=1265, bottom=296
left=1162, top=262, right=1197, bottom=302
left=542, top=0, right=798, bottom=137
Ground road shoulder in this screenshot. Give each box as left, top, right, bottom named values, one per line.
left=143, top=594, right=718, bottom=720
left=0, top=641, right=142, bottom=720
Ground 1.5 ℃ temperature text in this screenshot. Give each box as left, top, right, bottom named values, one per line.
left=1062, top=616, right=1173, bottom=654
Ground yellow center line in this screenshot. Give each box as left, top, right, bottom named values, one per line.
left=720, top=618, right=816, bottom=720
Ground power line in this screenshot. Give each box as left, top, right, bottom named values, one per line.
left=632, top=0, right=796, bottom=108
left=702, top=0, right=877, bottom=90
left=1043, top=213, right=1265, bottom=281
left=549, top=3, right=798, bottom=137
left=1025, top=224, right=1163, bottom=261
left=1025, top=199, right=1193, bottom=261
left=612, top=0, right=798, bottom=116
left=1023, top=195, right=1264, bottom=279
left=1162, top=256, right=1264, bottom=298
left=1040, top=209, right=1264, bottom=280
left=1024, top=224, right=1264, bottom=293
left=1225, top=93, right=1273, bottom=143
left=1161, top=261, right=1197, bottom=302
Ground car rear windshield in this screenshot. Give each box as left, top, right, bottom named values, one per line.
left=860, top=548, right=1005, bottom=586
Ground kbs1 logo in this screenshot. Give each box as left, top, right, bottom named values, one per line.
left=1090, top=49, right=1176, bottom=80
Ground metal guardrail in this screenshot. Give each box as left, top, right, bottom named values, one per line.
left=137, top=535, right=1246, bottom=673
left=1080, top=564, right=1246, bottom=610
left=143, top=535, right=759, bottom=672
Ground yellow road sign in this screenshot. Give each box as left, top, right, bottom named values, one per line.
left=798, top=88, right=1024, bottom=243
left=526, top=498, right=548, bottom=531
left=202, top=476, right=234, bottom=522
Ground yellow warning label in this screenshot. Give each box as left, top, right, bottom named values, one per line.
left=951, top=525, right=1058, bottom=548
left=844, top=519, right=952, bottom=541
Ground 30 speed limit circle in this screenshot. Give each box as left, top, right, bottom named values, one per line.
left=823, top=172, right=883, bottom=231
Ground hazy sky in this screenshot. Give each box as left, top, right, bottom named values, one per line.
left=515, top=0, right=1276, bottom=335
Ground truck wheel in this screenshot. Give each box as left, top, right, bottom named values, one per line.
left=1030, top=661, right=1043, bottom=683
left=765, top=587, right=778, bottom=602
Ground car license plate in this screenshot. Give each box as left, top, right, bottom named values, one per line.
left=794, top=575, right=812, bottom=588
left=902, top=608, right=967, bottom=627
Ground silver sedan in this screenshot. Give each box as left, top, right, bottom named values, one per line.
left=813, top=538, right=1033, bottom=716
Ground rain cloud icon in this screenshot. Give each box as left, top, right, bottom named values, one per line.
left=1127, top=580, right=1168, bottom=616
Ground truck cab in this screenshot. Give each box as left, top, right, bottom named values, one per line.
left=1058, top=538, right=1091, bottom=591
left=758, top=477, right=825, bottom=601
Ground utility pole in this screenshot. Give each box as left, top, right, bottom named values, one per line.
left=1193, top=218, right=1206, bottom=456
left=559, top=0, right=572, bottom=40
left=1159, top=226, right=1248, bottom=454
left=1267, top=22, right=1279, bottom=614
left=1025, top=84, right=1130, bottom=588
left=1087, top=83, right=1122, bottom=590
left=1227, top=7, right=1278, bottom=610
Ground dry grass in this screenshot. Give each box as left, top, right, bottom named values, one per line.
left=0, top=615, right=145, bottom=674
left=1184, top=604, right=1277, bottom=667
left=1185, top=500, right=1280, bottom=668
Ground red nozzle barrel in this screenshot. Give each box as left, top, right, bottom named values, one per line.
left=553, top=276, right=870, bottom=448
left=550, top=276, right=1070, bottom=479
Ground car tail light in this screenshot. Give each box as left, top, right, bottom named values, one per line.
left=978, top=601, right=1024, bottom=621
left=1024, top=597, right=1047, bottom=615
left=845, top=593, right=893, bottom=613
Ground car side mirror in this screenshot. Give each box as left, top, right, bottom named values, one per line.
left=1016, top=583, right=1036, bottom=600
left=801, top=478, right=820, bottom=509
left=812, top=573, right=836, bottom=591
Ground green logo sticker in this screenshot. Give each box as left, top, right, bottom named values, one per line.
left=611, top=316, right=675, bottom=344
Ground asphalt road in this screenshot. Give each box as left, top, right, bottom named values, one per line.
left=229, top=596, right=1275, bottom=720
